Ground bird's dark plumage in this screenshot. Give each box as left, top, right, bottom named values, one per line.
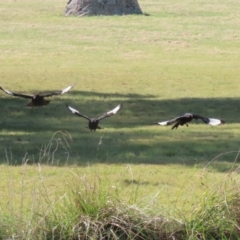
left=0, top=84, right=75, bottom=107
left=66, top=103, right=122, bottom=131
left=154, top=113, right=225, bottom=129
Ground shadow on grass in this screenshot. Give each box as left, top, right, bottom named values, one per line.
left=0, top=90, right=240, bottom=171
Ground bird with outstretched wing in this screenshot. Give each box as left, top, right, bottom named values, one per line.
left=66, top=103, right=122, bottom=131
left=0, top=84, right=75, bottom=107
left=153, top=113, right=225, bottom=129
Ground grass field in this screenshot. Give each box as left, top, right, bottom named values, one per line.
left=1, top=0, right=240, bottom=238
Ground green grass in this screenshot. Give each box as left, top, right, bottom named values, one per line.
left=1, top=0, right=240, bottom=166
left=1, top=0, right=240, bottom=238
left=1, top=163, right=240, bottom=239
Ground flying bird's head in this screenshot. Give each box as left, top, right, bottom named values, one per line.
left=184, top=113, right=193, bottom=118
left=91, top=118, right=98, bottom=123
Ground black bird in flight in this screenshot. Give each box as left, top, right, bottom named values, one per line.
left=0, top=84, right=75, bottom=107
left=153, top=113, right=225, bottom=130
left=66, top=103, right=122, bottom=131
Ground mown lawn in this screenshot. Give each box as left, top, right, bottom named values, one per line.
left=0, top=0, right=240, bottom=238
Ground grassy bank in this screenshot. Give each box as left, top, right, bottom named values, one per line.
left=1, top=162, right=240, bottom=239
left=1, top=0, right=240, bottom=166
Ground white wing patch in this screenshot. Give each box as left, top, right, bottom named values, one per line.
left=156, top=121, right=169, bottom=126
left=107, top=104, right=121, bottom=115
left=5, top=89, right=13, bottom=95
left=0, top=87, right=13, bottom=96
left=208, top=118, right=222, bottom=126
left=61, top=84, right=75, bottom=94
left=67, top=105, right=79, bottom=114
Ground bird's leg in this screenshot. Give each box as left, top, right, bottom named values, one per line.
left=186, top=124, right=189, bottom=127
left=172, top=122, right=179, bottom=130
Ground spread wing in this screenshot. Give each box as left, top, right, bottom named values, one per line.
left=153, top=116, right=183, bottom=126
left=97, top=104, right=122, bottom=121
left=0, top=86, right=33, bottom=99
left=193, top=115, right=224, bottom=126
left=66, top=104, right=91, bottom=121
left=40, top=84, right=75, bottom=97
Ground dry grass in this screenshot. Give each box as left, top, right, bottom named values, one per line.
left=1, top=161, right=240, bottom=239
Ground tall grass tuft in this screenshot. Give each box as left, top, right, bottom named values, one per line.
left=46, top=173, right=183, bottom=240
left=185, top=171, right=240, bottom=240
left=38, top=131, right=72, bottom=166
